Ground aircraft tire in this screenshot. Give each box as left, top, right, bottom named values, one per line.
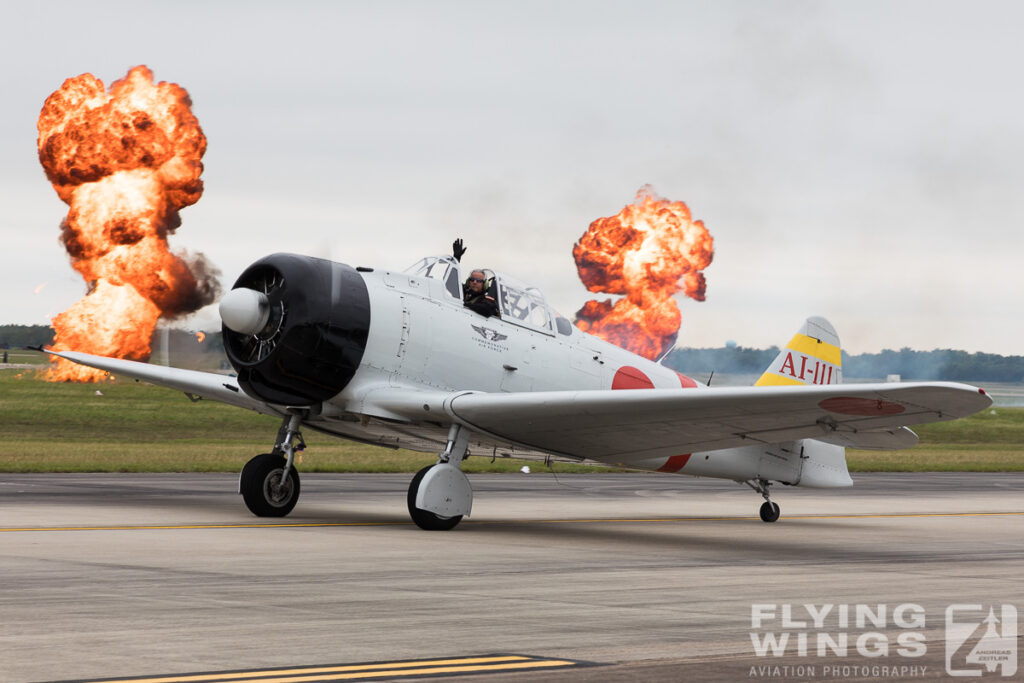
left=759, top=500, right=780, bottom=523
left=240, top=453, right=300, bottom=517
left=407, top=465, right=463, bottom=531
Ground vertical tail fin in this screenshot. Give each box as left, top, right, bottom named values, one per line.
left=755, top=316, right=842, bottom=387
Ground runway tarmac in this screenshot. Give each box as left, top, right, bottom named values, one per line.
left=0, top=472, right=1021, bottom=682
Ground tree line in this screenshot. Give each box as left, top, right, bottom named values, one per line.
left=665, top=346, right=1024, bottom=382
left=4, top=324, right=1022, bottom=382
left=0, top=325, right=53, bottom=349
left=0, top=325, right=225, bottom=354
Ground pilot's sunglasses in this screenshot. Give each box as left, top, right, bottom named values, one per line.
left=467, top=277, right=485, bottom=283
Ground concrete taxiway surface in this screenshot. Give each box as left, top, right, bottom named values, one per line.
left=0, top=472, right=1021, bottom=682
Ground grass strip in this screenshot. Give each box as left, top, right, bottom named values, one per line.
left=2, top=369, right=1022, bottom=472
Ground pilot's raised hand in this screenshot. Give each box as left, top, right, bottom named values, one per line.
left=452, top=238, right=467, bottom=262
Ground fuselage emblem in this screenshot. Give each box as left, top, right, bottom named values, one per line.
left=472, top=325, right=508, bottom=342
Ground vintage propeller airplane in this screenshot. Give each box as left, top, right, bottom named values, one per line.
left=46, top=250, right=992, bottom=528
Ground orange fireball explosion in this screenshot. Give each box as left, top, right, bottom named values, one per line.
left=37, top=65, right=220, bottom=382
left=573, top=185, right=714, bottom=360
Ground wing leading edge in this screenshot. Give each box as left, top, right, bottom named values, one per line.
left=444, top=382, right=991, bottom=463
left=44, top=350, right=269, bottom=413
left=44, top=350, right=991, bottom=464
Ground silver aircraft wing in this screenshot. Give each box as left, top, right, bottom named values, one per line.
left=44, top=349, right=269, bottom=413
left=45, top=349, right=991, bottom=463
left=436, top=382, right=991, bottom=463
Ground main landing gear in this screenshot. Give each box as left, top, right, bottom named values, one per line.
left=407, top=424, right=473, bottom=530
left=747, top=478, right=781, bottom=523
left=240, top=413, right=305, bottom=517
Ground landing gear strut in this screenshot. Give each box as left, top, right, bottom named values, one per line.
left=746, top=478, right=780, bottom=523
left=407, top=424, right=473, bottom=530
left=240, top=413, right=305, bottom=517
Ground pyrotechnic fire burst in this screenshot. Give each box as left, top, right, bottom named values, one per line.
left=37, top=66, right=220, bottom=381
left=573, top=185, right=714, bottom=360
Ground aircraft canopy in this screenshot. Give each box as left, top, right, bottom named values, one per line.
left=404, top=255, right=573, bottom=336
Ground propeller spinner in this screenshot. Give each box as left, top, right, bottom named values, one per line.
left=219, top=288, right=270, bottom=335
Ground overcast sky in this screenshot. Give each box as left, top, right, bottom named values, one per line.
left=1, top=1, right=1021, bottom=354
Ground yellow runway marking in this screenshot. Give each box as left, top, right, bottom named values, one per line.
left=2, top=511, right=1022, bottom=533
left=0, top=522, right=408, bottom=533
left=77, top=654, right=582, bottom=683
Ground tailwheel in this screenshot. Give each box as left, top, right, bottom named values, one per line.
left=241, top=452, right=300, bottom=517
left=746, top=478, right=781, bottom=523
left=407, top=465, right=463, bottom=531
left=759, top=500, right=781, bottom=523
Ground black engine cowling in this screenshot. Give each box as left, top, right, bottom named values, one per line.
left=222, top=253, right=370, bottom=406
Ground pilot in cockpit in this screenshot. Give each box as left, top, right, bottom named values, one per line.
left=463, top=269, right=499, bottom=318
left=453, top=238, right=499, bottom=318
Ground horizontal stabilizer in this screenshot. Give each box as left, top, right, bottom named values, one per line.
left=817, top=426, right=919, bottom=450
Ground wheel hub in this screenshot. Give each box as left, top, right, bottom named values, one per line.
left=264, top=470, right=294, bottom=506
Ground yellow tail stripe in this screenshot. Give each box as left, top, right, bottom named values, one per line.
left=784, top=333, right=842, bottom=366
left=754, top=373, right=807, bottom=387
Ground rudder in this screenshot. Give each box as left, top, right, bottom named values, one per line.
left=755, top=316, right=842, bottom=387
